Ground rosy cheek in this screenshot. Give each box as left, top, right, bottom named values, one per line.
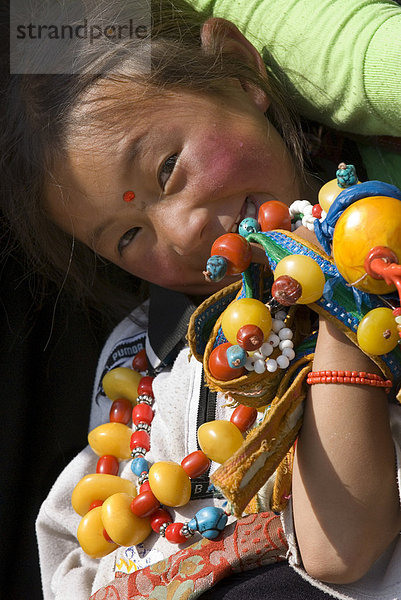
left=194, top=132, right=264, bottom=190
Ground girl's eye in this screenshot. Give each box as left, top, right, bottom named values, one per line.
left=118, top=227, right=140, bottom=254
left=158, top=154, right=178, bottom=190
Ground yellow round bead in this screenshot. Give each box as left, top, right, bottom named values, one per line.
left=197, top=420, right=244, bottom=464
left=101, top=493, right=151, bottom=547
left=102, top=367, right=142, bottom=404
left=318, top=178, right=360, bottom=214
left=221, top=298, right=272, bottom=345
left=274, top=255, right=325, bottom=304
left=357, top=307, right=399, bottom=355
left=148, top=461, right=191, bottom=507
left=72, top=473, right=137, bottom=516
left=333, top=196, right=401, bottom=294
left=77, top=506, right=118, bottom=558
left=88, top=422, right=132, bottom=459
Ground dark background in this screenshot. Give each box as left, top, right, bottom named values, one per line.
left=0, top=250, right=115, bottom=598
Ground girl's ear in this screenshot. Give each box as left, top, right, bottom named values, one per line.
left=200, top=17, right=270, bottom=113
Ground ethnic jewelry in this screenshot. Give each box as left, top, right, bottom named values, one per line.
left=72, top=352, right=258, bottom=558
left=307, top=370, right=392, bottom=389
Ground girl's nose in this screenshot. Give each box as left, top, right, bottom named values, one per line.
left=152, top=201, right=211, bottom=256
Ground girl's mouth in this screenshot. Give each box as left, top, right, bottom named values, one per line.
left=230, top=196, right=258, bottom=233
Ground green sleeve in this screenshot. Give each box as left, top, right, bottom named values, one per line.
left=190, top=0, right=401, bottom=137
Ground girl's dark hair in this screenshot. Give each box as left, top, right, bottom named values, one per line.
left=1, top=0, right=305, bottom=316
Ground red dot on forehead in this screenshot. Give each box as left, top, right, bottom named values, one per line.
left=123, top=191, right=136, bottom=202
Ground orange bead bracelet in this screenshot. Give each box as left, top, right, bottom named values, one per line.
left=307, top=370, right=392, bottom=391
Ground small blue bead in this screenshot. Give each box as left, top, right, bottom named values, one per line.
left=189, top=506, right=228, bottom=538
left=205, top=256, right=228, bottom=282
left=238, top=217, right=260, bottom=238
left=226, top=344, right=247, bottom=369
left=131, top=456, right=149, bottom=476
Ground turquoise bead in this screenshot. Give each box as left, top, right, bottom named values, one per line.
left=187, top=506, right=228, bottom=540
left=226, top=345, right=247, bottom=369
left=205, top=256, right=227, bottom=282
left=238, top=217, right=260, bottom=238
left=131, top=456, right=149, bottom=476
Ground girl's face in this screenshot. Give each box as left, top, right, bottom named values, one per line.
left=47, top=80, right=304, bottom=295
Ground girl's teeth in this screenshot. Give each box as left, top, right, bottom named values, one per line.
left=245, top=199, right=257, bottom=218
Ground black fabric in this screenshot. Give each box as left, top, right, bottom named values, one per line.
left=199, top=562, right=331, bottom=599
left=147, top=283, right=196, bottom=369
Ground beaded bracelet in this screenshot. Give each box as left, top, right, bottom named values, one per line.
left=307, top=370, right=392, bottom=391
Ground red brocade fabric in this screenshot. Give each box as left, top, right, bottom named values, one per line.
left=90, top=512, right=287, bottom=600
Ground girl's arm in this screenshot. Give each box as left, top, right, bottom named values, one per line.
left=292, top=316, right=401, bottom=584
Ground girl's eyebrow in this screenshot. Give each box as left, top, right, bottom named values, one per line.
left=122, top=135, right=146, bottom=176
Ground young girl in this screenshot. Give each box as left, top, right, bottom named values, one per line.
left=2, top=1, right=401, bottom=598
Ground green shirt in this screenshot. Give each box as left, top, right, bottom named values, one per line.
left=190, top=0, right=401, bottom=186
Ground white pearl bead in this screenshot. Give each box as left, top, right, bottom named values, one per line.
left=272, top=319, right=285, bottom=333
left=260, top=342, right=273, bottom=357
left=278, top=327, right=293, bottom=340
left=245, top=357, right=255, bottom=371
left=274, top=310, right=287, bottom=321
left=254, top=359, right=266, bottom=374
left=266, top=359, right=277, bottom=373
left=277, top=355, right=290, bottom=369
left=279, top=339, right=293, bottom=351
left=267, top=333, right=280, bottom=347
left=395, top=316, right=401, bottom=324
left=253, top=351, right=264, bottom=361
left=282, top=347, right=295, bottom=360
left=299, top=200, right=311, bottom=211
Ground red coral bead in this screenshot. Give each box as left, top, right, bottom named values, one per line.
left=89, top=499, right=103, bottom=511
left=130, top=430, right=150, bottom=452
left=208, top=342, right=245, bottom=381
left=139, top=480, right=151, bottom=494
left=130, top=490, right=159, bottom=518
left=258, top=201, right=291, bottom=232
left=211, top=233, right=252, bottom=275
left=164, top=523, right=187, bottom=544
left=181, top=450, right=210, bottom=478
left=132, top=403, right=154, bottom=426
left=150, top=508, right=172, bottom=533
left=137, top=376, right=154, bottom=397
left=312, top=204, right=323, bottom=218
left=230, top=405, right=258, bottom=432
left=96, top=455, right=119, bottom=476
left=132, top=348, right=148, bottom=372
left=109, top=398, right=132, bottom=424
left=236, top=324, right=264, bottom=351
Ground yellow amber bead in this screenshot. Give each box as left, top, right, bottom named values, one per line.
left=101, top=493, right=151, bottom=546
left=77, top=506, right=118, bottom=558
left=274, top=255, right=325, bottom=304
left=88, top=422, right=132, bottom=459
left=357, top=307, right=399, bottom=355
left=148, top=461, right=191, bottom=507
left=221, top=298, right=272, bottom=345
left=102, top=367, right=142, bottom=404
left=318, top=178, right=360, bottom=213
left=333, top=196, right=401, bottom=294
left=198, top=420, right=244, bottom=464
left=72, top=473, right=137, bottom=516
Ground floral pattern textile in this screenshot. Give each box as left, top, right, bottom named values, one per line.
left=90, top=512, right=287, bottom=600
